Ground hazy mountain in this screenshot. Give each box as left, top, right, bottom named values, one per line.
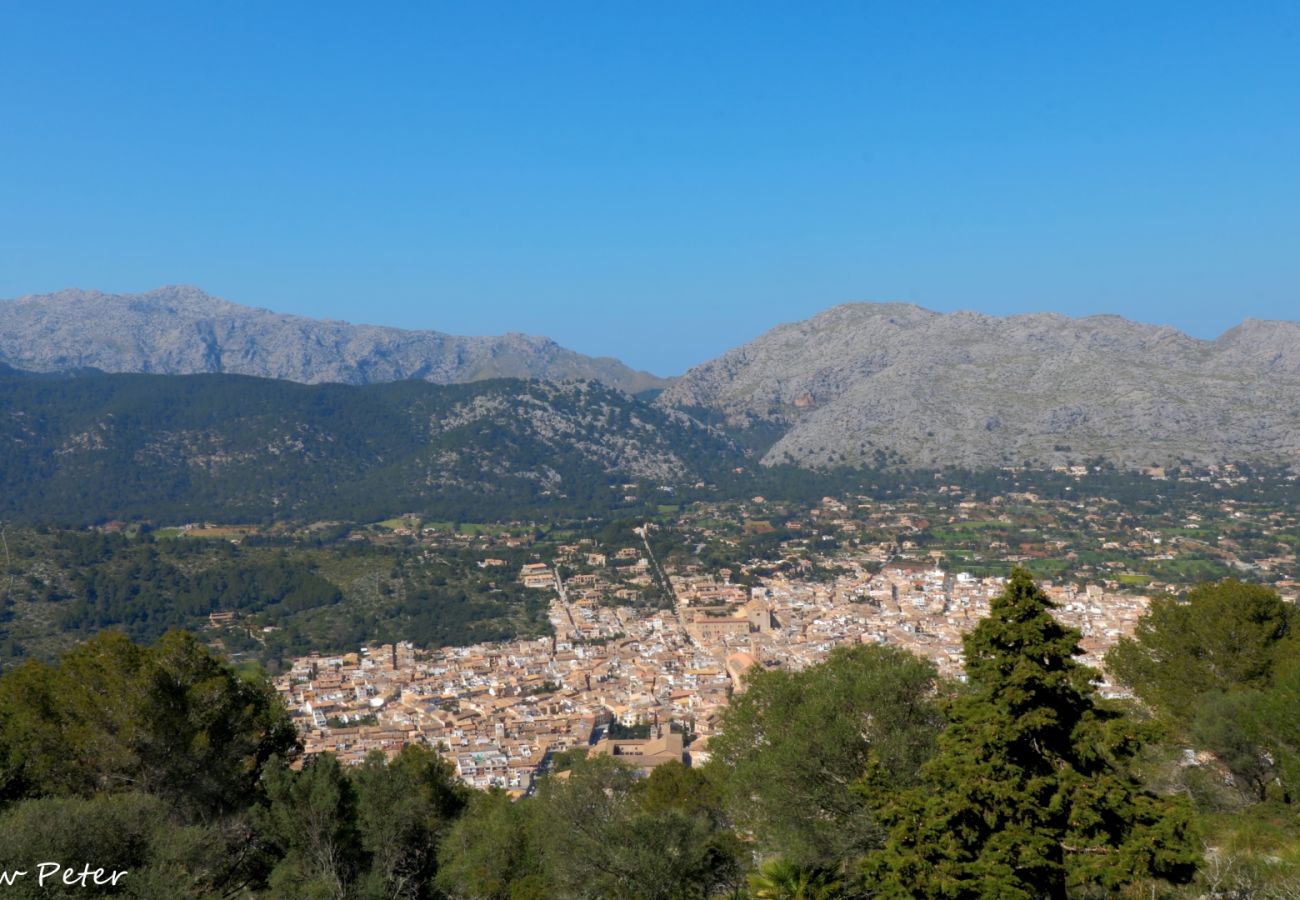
left=658, top=303, right=1300, bottom=470
left=0, top=286, right=667, bottom=393
left=0, top=367, right=738, bottom=524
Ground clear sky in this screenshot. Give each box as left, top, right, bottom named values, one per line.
left=2, top=2, right=1297, bottom=375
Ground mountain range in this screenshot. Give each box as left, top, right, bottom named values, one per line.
left=0, top=286, right=666, bottom=394
left=4, top=286, right=1300, bottom=474
left=660, top=303, right=1300, bottom=470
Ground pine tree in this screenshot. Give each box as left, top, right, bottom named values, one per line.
left=708, top=643, right=941, bottom=867
left=1106, top=579, right=1291, bottom=725
left=862, top=568, right=1198, bottom=899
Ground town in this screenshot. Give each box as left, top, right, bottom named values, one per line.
left=221, top=469, right=1300, bottom=794
left=275, top=523, right=1155, bottom=793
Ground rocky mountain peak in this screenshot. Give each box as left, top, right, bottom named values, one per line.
left=658, top=302, right=1300, bottom=470
left=0, top=287, right=667, bottom=393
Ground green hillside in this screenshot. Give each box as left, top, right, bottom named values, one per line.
left=0, top=367, right=742, bottom=525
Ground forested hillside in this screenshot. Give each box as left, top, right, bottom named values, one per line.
left=0, top=366, right=740, bottom=524
left=0, top=525, right=555, bottom=669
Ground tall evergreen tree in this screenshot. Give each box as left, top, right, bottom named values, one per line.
left=862, top=569, right=1198, bottom=898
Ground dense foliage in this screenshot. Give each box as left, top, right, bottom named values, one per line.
left=706, top=644, right=942, bottom=867
left=0, top=527, right=550, bottom=670
left=2, top=574, right=1297, bottom=896
left=863, top=569, right=1198, bottom=897
left=0, top=368, right=740, bottom=525
left=0, top=630, right=297, bottom=816
left=1107, top=579, right=1293, bottom=727
left=1106, top=581, right=1300, bottom=895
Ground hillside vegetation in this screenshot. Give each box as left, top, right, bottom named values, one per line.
left=5, top=573, right=1294, bottom=897
left=0, top=367, right=737, bottom=524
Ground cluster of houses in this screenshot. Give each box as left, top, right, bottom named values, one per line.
left=275, top=545, right=1151, bottom=792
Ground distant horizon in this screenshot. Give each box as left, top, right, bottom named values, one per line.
left=5, top=282, right=1293, bottom=379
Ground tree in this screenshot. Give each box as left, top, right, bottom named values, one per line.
left=136, top=630, right=302, bottom=819
left=436, top=789, right=546, bottom=900
left=1106, top=579, right=1292, bottom=725
left=352, top=745, right=469, bottom=900
left=863, top=569, right=1198, bottom=898
left=1189, top=691, right=1273, bottom=802
left=747, top=858, right=846, bottom=900
left=258, top=754, right=364, bottom=900
left=1189, top=648, right=1300, bottom=808
left=536, top=755, right=744, bottom=899
left=0, top=630, right=297, bottom=817
left=707, top=643, right=941, bottom=867
left=0, top=793, right=246, bottom=899
left=638, top=759, right=723, bottom=821
left=1250, top=652, right=1300, bottom=802
left=1107, top=580, right=1300, bottom=807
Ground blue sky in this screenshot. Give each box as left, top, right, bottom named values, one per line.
left=2, top=2, right=1297, bottom=374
